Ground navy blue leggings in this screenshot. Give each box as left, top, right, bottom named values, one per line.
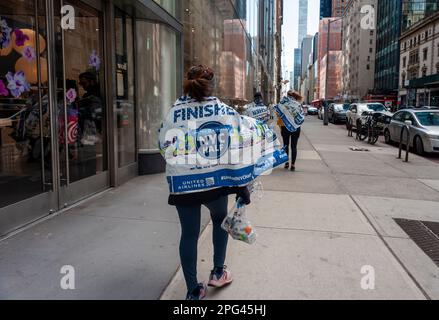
left=176, top=196, right=229, bottom=292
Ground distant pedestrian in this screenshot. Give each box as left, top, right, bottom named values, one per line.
left=244, top=92, right=271, bottom=123
left=164, top=65, right=251, bottom=300
left=277, top=90, right=304, bottom=172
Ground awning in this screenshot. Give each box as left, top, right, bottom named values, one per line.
left=408, top=74, right=439, bottom=88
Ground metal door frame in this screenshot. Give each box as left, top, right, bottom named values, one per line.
left=55, top=0, right=111, bottom=208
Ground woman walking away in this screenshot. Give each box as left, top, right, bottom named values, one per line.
left=277, top=90, right=305, bottom=172
left=165, top=65, right=251, bottom=300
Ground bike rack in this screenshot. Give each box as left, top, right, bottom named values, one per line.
left=398, top=123, right=411, bottom=163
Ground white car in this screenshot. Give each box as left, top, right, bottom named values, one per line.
left=384, top=109, right=439, bottom=154
left=307, top=106, right=318, bottom=115
left=346, top=103, right=391, bottom=130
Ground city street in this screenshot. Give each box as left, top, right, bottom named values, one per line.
left=1, top=116, right=438, bottom=300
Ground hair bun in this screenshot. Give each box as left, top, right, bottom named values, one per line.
left=184, top=65, right=215, bottom=101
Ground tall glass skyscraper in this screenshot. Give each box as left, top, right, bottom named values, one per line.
left=298, top=0, right=309, bottom=47
left=375, top=0, right=402, bottom=93
left=294, top=48, right=302, bottom=91
left=320, top=0, right=333, bottom=19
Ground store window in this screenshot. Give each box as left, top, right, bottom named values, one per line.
left=115, top=9, right=136, bottom=167
left=56, top=0, right=107, bottom=184
left=153, top=0, right=180, bottom=19
left=136, top=21, right=179, bottom=151
left=0, top=0, right=51, bottom=208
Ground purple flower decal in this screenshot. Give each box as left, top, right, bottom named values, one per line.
left=14, top=29, right=29, bottom=47
left=88, top=50, right=101, bottom=70
left=0, top=17, right=12, bottom=49
left=22, top=46, right=36, bottom=62
left=0, top=80, right=8, bottom=96
left=66, top=88, right=77, bottom=104
left=6, top=71, right=31, bottom=98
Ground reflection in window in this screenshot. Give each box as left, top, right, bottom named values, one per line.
left=58, top=0, right=107, bottom=183
left=136, top=21, right=179, bottom=151
left=115, top=9, right=136, bottom=167
left=0, top=0, right=51, bottom=208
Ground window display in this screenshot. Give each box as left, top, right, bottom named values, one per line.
left=0, top=0, right=52, bottom=208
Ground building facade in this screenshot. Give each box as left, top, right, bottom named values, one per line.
left=402, top=0, right=439, bottom=32
left=375, top=0, right=402, bottom=94
left=399, top=11, right=439, bottom=107
left=301, top=36, right=314, bottom=79
left=320, top=0, right=333, bottom=19
left=298, top=0, right=309, bottom=47
left=318, top=18, right=342, bottom=99
left=294, top=48, right=302, bottom=91
left=332, top=0, right=349, bottom=17
left=0, top=0, right=280, bottom=236
left=342, top=0, right=377, bottom=100
left=275, top=0, right=284, bottom=102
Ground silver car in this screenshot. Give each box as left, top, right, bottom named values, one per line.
left=384, top=109, right=439, bottom=154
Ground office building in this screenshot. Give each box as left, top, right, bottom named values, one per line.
left=375, top=0, right=403, bottom=94
left=294, top=48, right=302, bottom=91
left=402, top=0, right=439, bottom=32
left=298, top=0, right=309, bottom=47
left=320, top=0, right=333, bottom=19
left=342, top=0, right=377, bottom=100
left=399, top=11, right=439, bottom=107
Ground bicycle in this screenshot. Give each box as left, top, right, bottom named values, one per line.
left=356, top=112, right=381, bottom=145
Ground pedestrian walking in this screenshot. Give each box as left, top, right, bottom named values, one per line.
left=164, top=65, right=251, bottom=300
left=277, top=90, right=305, bottom=172
left=244, top=92, right=271, bottom=124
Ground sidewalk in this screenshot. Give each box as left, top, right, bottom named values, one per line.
left=1, top=117, right=439, bottom=299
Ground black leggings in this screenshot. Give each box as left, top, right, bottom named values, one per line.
left=281, top=126, right=301, bottom=165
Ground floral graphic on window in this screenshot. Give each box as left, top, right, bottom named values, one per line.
left=66, top=88, right=77, bottom=104
left=14, top=29, right=29, bottom=47
left=6, top=71, right=31, bottom=98
left=22, top=46, right=36, bottom=62
left=88, top=50, right=101, bottom=71
left=0, top=17, right=12, bottom=49
left=0, top=79, right=8, bottom=96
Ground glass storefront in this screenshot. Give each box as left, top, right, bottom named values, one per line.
left=136, top=21, right=179, bottom=152
left=56, top=0, right=108, bottom=184
left=115, top=8, right=136, bottom=167
left=0, top=0, right=52, bottom=208
left=0, top=0, right=183, bottom=236
left=153, top=0, right=181, bottom=19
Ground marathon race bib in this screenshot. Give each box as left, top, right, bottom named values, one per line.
left=275, top=96, right=305, bottom=133
left=159, top=96, right=288, bottom=194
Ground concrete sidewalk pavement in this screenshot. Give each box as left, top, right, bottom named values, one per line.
left=1, top=117, right=439, bottom=300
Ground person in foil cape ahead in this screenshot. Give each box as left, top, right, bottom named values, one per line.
left=158, top=65, right=287, bottom=300
left=275, top=90, right=305, bottom=172
left=244, top=92, right=271, bottom=124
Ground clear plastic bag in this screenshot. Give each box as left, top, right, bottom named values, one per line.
left=221, top=180, right=263, bottom=245
left=221, top=198, right=257, bottom=245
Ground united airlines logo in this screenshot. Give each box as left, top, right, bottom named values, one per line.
left=196, top=122, right=231, bottom=160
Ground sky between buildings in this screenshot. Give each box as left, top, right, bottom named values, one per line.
left=282, top=0, right=320, bottom=77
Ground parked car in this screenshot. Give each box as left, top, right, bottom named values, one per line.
left=384, top=109, right=439, bottom=155
left=346, top=103, right=391, bottom=130
left=307, top=106, right=318, bottom=115
left=328, top=103, right=350, bottom=124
